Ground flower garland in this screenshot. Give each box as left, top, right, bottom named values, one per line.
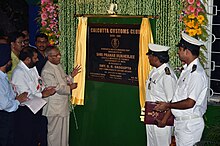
left=180, top=0, right=208, bottom=41
left=39, top=1, right=60, bottom=45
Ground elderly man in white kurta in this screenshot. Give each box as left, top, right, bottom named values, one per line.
left=154, top=32, right=208, bottom=146
left=41, top=46, right=80, bottom=146
left=145, top=44, right=177, bottom=146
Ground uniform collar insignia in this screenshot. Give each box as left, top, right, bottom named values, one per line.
left=191, top=64, right=197, bottom=73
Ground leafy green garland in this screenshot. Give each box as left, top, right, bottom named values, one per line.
left=58, top=0, right=182, bottom=73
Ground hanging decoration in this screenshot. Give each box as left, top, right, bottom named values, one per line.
left=180, top=0, right=208, bottom=41
left=39, top=1, right=60, bottom=45
left=180, top=0, right=208, bottom=65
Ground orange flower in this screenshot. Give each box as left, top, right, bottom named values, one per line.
left=196, top=28, right=202, bottom=35
left=188, top=29, right=197, bottom=36
left=49, top=39, right=55, bottom=45
left=186, top=20, right=195, bottom=28
left=193, top=23, right=199, bottom=29
left=188, top=14, right=195, bottom=19
left=197, top=15, right=204, bottom=24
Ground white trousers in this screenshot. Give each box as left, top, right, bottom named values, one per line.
left=146, top=125, right=172, bottom=146
left=47, top=116, right=69, bottom=146
left=174, top=117, right=204, bottom=146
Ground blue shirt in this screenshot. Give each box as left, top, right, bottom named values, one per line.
left=0, top=70, right=19, bottom=112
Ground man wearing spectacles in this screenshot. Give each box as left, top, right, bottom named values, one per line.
left=7, top=31, right=25, bottom=80
left=41, top=46, right=81, bottom=146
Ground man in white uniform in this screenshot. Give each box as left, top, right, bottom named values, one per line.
left=11, top=46, right=56, bottom=146
left=154, top=32, right=208, bottom=146
left=41, top=46, right=80, bottom=146
left=145, top=44, right=177, bottom=146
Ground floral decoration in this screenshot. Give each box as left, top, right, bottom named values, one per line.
left=39, top=1, right=60, bottom=45
left=180, top=0, right=208, bottom=41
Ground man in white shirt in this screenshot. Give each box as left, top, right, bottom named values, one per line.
left=11, top=46, right=56, bottom=146
left=154, top=32, right=208, bottom=146
left=145, top=44, right=177, bottom=146
left=0, top=44, right=28, bottom=146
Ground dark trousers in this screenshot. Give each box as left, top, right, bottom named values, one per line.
left=36, top=109, right=48, bottom=146
left=0, top=111, right=15, bottom=146
left=14, top=106, right=48, bottom=146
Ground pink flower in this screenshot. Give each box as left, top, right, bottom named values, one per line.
left=179, top=15, right=184, bottom=21
left=41, top=0, right=50, bottom=4
left=196, top=0, right=201, bottom=7
left=187, top=0, right=195, bottom=4
left=41, top=13, right=48, bottom=20
left=49, top=14, right=53, bottom=19
left=50, top=20, right=55, bottom=24
left=196, top=7, right=203, bottom=13
left=40, top=1, right=60, bottom=45
left=187, top=5, right=196, bottom=13
left=42, top=8, right=46, bottom=12
left=41, top=20, right=47, bottom=26
left=49, top=24, right=54, bottom=29
left=184, top=10, right=190, bottom=15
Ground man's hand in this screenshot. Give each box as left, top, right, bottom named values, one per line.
left=154, top=102, right=170, bottom=112
left=69, top=83, right=77, bottom=90
left=16, top=92, right=29, bottom=103
left=42, top=86, right=56, bottom=98
left=155, top=119, right=166, bottom=128
left=71, top=65, right=81, bottom=77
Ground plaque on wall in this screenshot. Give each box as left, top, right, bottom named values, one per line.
left=86, top=23, right=140, bottom=86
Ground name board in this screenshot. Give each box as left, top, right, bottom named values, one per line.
left=86, top=23, right=140, bottom=86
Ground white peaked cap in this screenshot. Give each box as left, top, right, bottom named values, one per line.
left=148, top=43, right=170, bottom=52
left=181, top=32, right=204, bottom=46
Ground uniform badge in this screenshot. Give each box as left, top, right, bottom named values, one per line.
left=148, top=78, right=156, bottom=90
left=38, top=78, right=43, bottom=86
left=148, top=78, right=151, bottom=90
left=37, top=77, right=44, bottom=91
left=165, top=67, right=171, bottom=75
left=191, top=64, right=197, bottom=73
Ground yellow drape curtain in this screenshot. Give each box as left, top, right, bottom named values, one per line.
left=71, top=17, right=88, bottom=105
left=138, top=18, right=154, bottom=108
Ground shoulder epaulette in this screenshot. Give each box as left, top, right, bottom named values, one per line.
left=191, top=64, right=197, bottom=73
left=165, top=67, right=171, bottom=75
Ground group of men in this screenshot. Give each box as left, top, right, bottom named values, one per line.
left=0, top=31, right=80, bottom=146
left=0, top=29, right=208, bottom=146
left=145, top=32, right=208, bottom=146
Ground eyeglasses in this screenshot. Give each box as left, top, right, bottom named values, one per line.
left=50, top=53, right=61, bottom=58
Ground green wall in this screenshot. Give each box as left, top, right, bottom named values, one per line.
left=201, top=105, right=220, bottom=145
left=69, top=17, right=155, bottom=146
left=70, top=81, right=145, bottom=146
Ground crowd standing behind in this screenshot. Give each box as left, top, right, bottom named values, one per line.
left=7, top=31, right=25, bottom=80
left=35, top=33, right=48, bottom=75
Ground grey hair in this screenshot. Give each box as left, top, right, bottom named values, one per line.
left=45, top=46, right=59, bottom=57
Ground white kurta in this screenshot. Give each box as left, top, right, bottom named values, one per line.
left=11, top=61, right=44, bottom=98
left=146, top=63, right=177, bottom=146
left=171, top=58, right=208, bottom=146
